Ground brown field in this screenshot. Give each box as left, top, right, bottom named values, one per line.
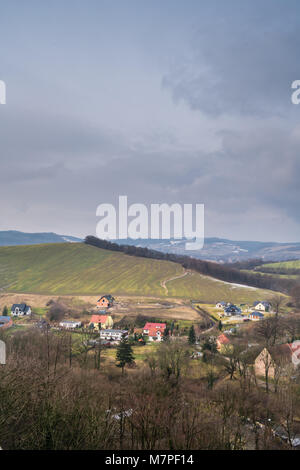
left=0, top=292, right=202, bottom=323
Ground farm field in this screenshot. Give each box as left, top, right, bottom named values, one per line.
left=0, top=242, right=278, bottom=303
left=241, top=269, right=299, bottom=280
left=260, top=260, right=300, bottom=270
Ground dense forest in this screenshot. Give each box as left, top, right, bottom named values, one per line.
left=84, top=236, right=298, bottom=294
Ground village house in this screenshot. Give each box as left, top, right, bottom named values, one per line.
left=11, top=303, right=31, bottom=316
left=0, top=316, right=13, bottom=329
left=59, top=320, right=82, bottom=329
left=216, top=301, right=227, bottom=309
left=254, top=343, right=297, bottom=378
left=253, top=301, right=271, bottom=312
left=99, top=329, right=128, bottom=342
left=96, top=295, right=114, bottom=309
left=249, top=311, right=264, bottom=321
left=216, top=333, right=232, bottom=352
left=143, top=322, right=166, bottom=342
left=223, top=304, right=242, bottom=316
left=89, top=314, right=114, bottom=331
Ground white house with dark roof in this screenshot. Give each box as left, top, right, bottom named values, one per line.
left=11, top=303, right=31, bottom=316
left=253, top=301, right=271, bottom=312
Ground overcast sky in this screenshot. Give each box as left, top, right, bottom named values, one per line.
left=0, top=0, right=300, bottom=242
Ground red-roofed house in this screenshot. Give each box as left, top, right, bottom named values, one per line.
left=143, top=322, right=166, bottom=342
left=96, top=295, right=114, bottom=309
left=89, top=314, right=113, bottom=331
left=216, top=333, right=231, bottom=352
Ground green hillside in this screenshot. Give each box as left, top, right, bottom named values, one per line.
left=0, top=243, right=276, bottom=302
left=260, top=260, right=300, bottom=271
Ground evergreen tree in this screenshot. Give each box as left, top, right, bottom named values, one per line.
left=188, top=325, right=196, bottom=345
left=163, top=325, right=170, bottom=341
left=2, top=305, right=8, bottom=316
left=116, top=337, right=135, bottom=374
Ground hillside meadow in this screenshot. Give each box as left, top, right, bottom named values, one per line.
left=0, top=243, right=277, bottom=302
left=260, top=260, right=300, bottom=271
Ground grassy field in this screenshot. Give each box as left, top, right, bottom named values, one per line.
left=0, top=242, right=278, bottom=302
left=242, top=269, right=299, bottom=279
left=259, top=260, right=300, bottom=271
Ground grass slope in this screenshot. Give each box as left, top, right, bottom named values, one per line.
left=260, top=260, right=300, bottom=270
left=0, top=243, right=275, bottom=301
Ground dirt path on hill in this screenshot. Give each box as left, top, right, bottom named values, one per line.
left=160, top=269, right=191, bottom=295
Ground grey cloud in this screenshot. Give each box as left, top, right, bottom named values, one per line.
left=162, top=4, right=300, bottom=117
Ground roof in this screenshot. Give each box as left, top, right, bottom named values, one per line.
left=11, top=303, right=30, bottom=312
left=249, top=312, right=264, bottom=317
left=253, top=301, right=270, bottom=307
left=225, top=304, right=240, bottom=310
left=148, top=328, right=165, bottom=337
left=100, top=329, right=128, bottom=334
left=97, top=295, right=114, bottom=302
left=217, top=334, right=230, bottom=345
left=254, top=344, right=294, bottom=365
left=0, top=316, right=11, bottom=323
left=90, top=314, right=109, bottom=324
left=0, top=316, right=12, bottom=328
left=144, top=322, right=166, bottom=330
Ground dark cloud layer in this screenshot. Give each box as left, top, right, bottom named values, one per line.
left=0, top=1, right=300, bottom=241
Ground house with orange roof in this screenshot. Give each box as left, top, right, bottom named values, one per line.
left=96, top=295, right=114, bottom=309
left=216, top=333, right=232, bottom=352
left=89, top=314, right=113, bottom=331
left=143, top=322, right=166, bottom=342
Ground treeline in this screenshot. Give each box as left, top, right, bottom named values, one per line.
left=231, top=258, right=300, bottom=276
left=0, top=328, right=292, bottom=449
left=84, top=236, right=297, bottom=294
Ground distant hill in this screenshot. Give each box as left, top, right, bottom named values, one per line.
left=114, top=238, right=300, bottom=263
left=0, top=243, right=275, bottom=302
left=0, top=231, right=82, bottom=246
left=1, top=231, right=299, bottom=263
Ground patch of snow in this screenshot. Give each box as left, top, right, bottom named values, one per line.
left=230, top=283, right=257, bottom=290
left=202, top=275, right=257, bottom=290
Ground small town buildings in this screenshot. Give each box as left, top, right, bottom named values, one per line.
left=96, top=295, right=114, bottom=309
left=224, top=304, right=242, bottom=316
left=216, top=301, right=227, bottom=309
left=253, top=344, right=294, bottom=378
left=0, top=316, right=13, bottom=329
left=253, top=301, right=271, bottom=312
left=143, top=322, right=166, bottom=342
left=99, top=329, right=128, bottom=342
left=216, top=333, right=231, bottom=352
left=249, top=312, right=264, bottom=321
left=89, top=314, right=114, bottom=330
left=59, top=320, right=82, bottom=329
left=11, top=303, right=31, bottom=316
